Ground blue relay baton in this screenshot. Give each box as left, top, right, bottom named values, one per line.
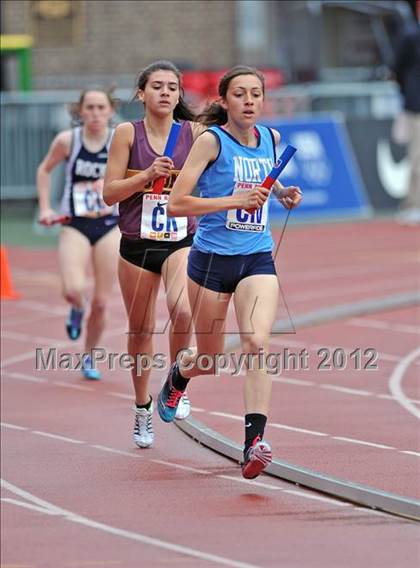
left=247, top=144, right=297, bottom=212
left=153, top=122, right=182, bottom=194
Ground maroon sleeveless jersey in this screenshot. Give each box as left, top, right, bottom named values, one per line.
left=118, top=120, right=197, bottom=240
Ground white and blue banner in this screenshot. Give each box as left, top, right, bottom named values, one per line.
left=263, top=115, right=372, bottom=220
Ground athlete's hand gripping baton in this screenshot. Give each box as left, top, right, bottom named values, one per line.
left=247, top=144, right=297, bottom=213
left=152, top=122, right=182, bottom=194
left=39, top=215, right=71, bottom=226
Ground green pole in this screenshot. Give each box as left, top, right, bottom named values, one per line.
left=19, top=48, right=32, bottom=91
left=0, top=35, right=33, bottom=92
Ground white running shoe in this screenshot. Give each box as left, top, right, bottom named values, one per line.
left=133, top=402, right=154, bottom=448
left=175, top=392, right=191, bottom=420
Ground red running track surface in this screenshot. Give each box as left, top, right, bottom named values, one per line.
left=1, top=220, right=419, bottom=567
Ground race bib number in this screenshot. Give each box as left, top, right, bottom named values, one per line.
left=226, top=182, right=268, bottom=232
left=140, top=194, right=187, bottom=241
left=73, top=180, right=116, bottom=218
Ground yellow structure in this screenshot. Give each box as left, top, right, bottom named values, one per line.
left=0, top=35, right=33, bottom=91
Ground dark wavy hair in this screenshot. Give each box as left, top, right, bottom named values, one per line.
left=135, top=60, right=196, bottom=121
left=197, top=65, right=265, bottom=127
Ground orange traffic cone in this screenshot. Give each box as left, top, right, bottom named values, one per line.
left=0, top=246, right=22, bottom=300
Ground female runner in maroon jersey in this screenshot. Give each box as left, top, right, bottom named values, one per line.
left=104, top=61, right=204, bottom=447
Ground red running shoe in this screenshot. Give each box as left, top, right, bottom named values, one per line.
left=242, top=436, right=272, bottom=479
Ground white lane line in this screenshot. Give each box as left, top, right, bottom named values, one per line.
left=3, top=422, right=349, bottom=508
left=348, top=318, right=420, bottom=335
left=18, top=365, right=412, bottom=407
left=4, top=313, right=65, bottom=326
left=91, top=445, right=143, bottom=458
left=309, top=343, right=402, bottom=366
left=10, top=416, right=417, bottom=463
left=3, top=374, right=419, bottom=456
left=389, top=347, right=420, bottom=420
left=53, top=381, right=94, bottom=392
left=13, top=300, right=67, bottom=315
left=107, top=392, right=133, bottom=400
left=285, top=261, right=419, bottom=284
left=320, top=385, right=371, bottom=396
left=271, top=338, right=420, bottom=366
left=94, top=448, right=352, bottom=506
left=1, top=326, right=128, bottom=369
left=1, top=479, right=66, bottom=515
left=13, top=366, right=417, bottom=406
left=289, top=275, right=415, bottom=302
left=270, top=423, right=328, bottom=437
left=312, top=342, right=420, bottom=368
left=377, top=393, right=396, bottom=400
left=94, top=445, right=350, bottom=504
left=282, top=489, right=350, bottom=507
left=1, top=478, right=259, bottom=568
left=276, top=377, right=315, bottom=387
left=274, top=376, right=420, bottom=404
left=218, top=475, right=282, bottom=491
left=1, top=350, right=38, bottom=368
left=1, top=422, right=28, bottom=431
left=210, top=411, right=242, bottom=421
left=95, top=447, right=350, bottom=507
left=273, top=337, right=420, bottom=367
left=378, top=393, right=420, bottom=404
left=5, top=373, right=417, bottom=455
left=210, top=412, right=417, bottom=453
left=217, top=476, right=349, bottom=506
left=1, top=497, right=62, bottom=516
left=332, top=437, right=394, bottom=450
left=400, top=451, right=420, bottom=458
left=2, top=371, right=47, bottom=383
left=2, top=330, right=68, bottom=347
left=32, top=431, right=85, bottom=445
left=151, top=460, right=211, bottom=475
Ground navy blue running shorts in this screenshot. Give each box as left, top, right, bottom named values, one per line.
left=66, top=215, right=118, bottom=246
left=187, top=247, right=276, bottom=293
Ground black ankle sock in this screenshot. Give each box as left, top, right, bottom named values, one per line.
left=244, top=413, right=267, bottom=457
left=172, top=363, right=190, bottom=391
left=136, top=396, right=152, bottom=411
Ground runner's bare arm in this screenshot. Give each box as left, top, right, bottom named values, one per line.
left=37, top=130, right=72, bottom=221
left=103, top=123, right=174, bottom=205
left=272, top=182, right=302, bottom=209
left=168, top=132, right=267, bottom=216
left=268, top=129, right=302, bottom=209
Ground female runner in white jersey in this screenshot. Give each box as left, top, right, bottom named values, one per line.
left=37, top=89, right=119, bottom=380
left=157, top=66, right=302, bottom=479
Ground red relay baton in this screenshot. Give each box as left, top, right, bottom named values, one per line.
left=39, top=215, right=71, bottom=226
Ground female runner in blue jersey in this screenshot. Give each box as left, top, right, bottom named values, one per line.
left=37, top=88, right=119, bottom=381
left=158, top=66, right=302, bottom=479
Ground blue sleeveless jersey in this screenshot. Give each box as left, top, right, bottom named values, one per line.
left=193, top=125, right=276, bottom=255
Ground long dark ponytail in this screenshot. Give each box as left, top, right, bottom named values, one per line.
left=197, top=65, right=265, bottom=127
left=135, top=60, right=196, bottom=121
